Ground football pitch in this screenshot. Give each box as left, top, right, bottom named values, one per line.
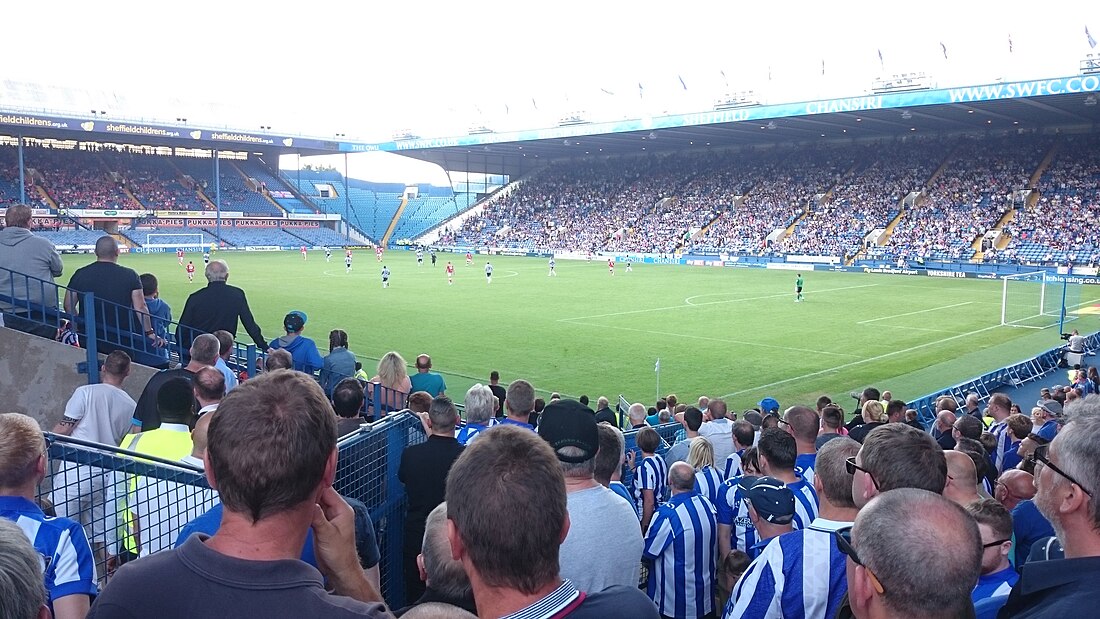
left=66, top=250, right=1100, bottom=412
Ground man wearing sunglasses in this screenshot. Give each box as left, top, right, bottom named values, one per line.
left=841, top=489, right=981, bottom=619
left=1000, top=408, right=1100, bottom=618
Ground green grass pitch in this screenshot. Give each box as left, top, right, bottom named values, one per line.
left=65, top=250, right=1100, bottom=412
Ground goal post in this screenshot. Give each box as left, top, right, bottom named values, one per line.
left=144, top=233, right=207, bottom=251
left=1001, top=271, right=1080, bottom=330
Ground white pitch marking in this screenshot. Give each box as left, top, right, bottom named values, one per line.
left=719, top=323, right=1003, bottom=399
left=559, top=283, right=879, bottom=322
left=855, top=301, right=973, bottom=325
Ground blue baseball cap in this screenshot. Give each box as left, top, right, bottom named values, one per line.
left=759, top=397, right=780, bottom=414
left=738, top=476, right=795, bottom=524
left=284, top=310, right=307, bottom=333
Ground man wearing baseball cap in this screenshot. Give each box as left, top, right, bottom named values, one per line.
left=268, top=310, right=323, bottom=374
left=1033, top=399, right=1062, bottom=441
left=738, top=476, right=796, bottom=558
left=539, top=399, right=643, bottom=593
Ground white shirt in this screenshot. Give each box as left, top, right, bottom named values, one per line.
left=65, top=383, right=137, bottom=445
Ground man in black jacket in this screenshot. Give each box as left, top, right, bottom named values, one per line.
left=175, top=259, right=265, bottom=357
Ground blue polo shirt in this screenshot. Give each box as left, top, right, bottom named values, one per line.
left=409, top=372, right=446, bottom=397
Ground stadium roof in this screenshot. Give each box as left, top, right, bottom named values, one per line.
left=2, top=74, right=1098, bottom=178
left=380, top=75, right=1100, bottom=177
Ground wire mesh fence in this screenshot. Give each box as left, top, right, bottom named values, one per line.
left=38, top=412, right=425, bottom=608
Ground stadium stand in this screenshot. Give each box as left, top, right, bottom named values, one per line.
left=26, top=147, right=135, bottom=210
left=282, top=225, right=348, bottom=247
left=98, top=150, right=211, bottom=211
left=33, top=228, right=109, bottom=248
left=171, top=156, right=283, bottom=217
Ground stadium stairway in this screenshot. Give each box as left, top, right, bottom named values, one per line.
left=380, top=196, right=409, bottom=247
left=121, top=185, right=147, bottom=210
left=1029, top=140, right=1062, bottom=189
left=924, top=141, right=961, bottom=188
left=34, top=185, right=59, bottom=210
left=226, top=161, right=290, bottom=216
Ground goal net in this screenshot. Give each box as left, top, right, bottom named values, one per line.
left=144, top=233, right=207, bottom=251
left=1001, top=271, right=1081, bottom=330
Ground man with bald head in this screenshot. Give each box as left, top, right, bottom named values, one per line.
left=851, top=424, right=947, bottom=509
left=997, top=469, right=1056, bottom=568
left=176, top=259, right=266, bottom=355
left=933, top=410, right=958, bottom=450
left=782, top=406, right=820, bottom=484
left=699, top=399, right=736, bottom=465
left=193, top=367, right=225, bottom=418
left=643, top=461, right=717, bottom=619
left=844, top=489, right=981, bottom=619
left=942, top=451, right=981, bottom=507
left=65, top=235, right=161, bottom=359
left=134, top=333, right=221, bottom=431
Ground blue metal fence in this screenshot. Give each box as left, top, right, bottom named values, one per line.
left=40, top=411, right=424, bottom=609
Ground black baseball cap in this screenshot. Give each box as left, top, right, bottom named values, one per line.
left=538, top=399, right=598, bottom=463
left=738, top=476, right=795, bottom=524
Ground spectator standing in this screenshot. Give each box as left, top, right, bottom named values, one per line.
left=456, top=383, right=496, bottom=445
left=723, top=420, right=756, bottom=480
left=965, top=499, right=1018, bottom=605
left=268, top=311, right=323, bottom=374
left=633, top=426, right=669, bottom=532
left=487, top=370, right=507, bottom=417
left=192, top=367, right=224, bottom=418
left=757, top=429, right=819, bottom=528
left=443, top=425, right=659, bottom=617
left=846, top=401, right=886, bottom=444
left=594, top=395, right=618, bottom=427
left=133, top=333, right=220, bottom=431
left=688, top=437, right=724, bottom=506
left=739, top=476, right=796, bottom=558
left=394, top=503, right=476, bottom=617
left=594, top=422, right=636, bottom=514
left=139, top=273, right=171, bottom=369
left=665, top=407, right=703, bottom=466
left=782, top=406, right=820, bottom=484
left=842, top=489, right=981, bottom=619
left=321, top=329, right=357, bottom=397
left=699, top=399, right=736, bottom=465
left=0, top=204, right=63, bottom=338
left=64, top=236, right=162, bottom=362
left=0, top=413, right=98, bottom=619
left=88, top=370, right=388, bottom=617
left=211, top=330, right=239, bottom=393
left=724, top=437, right=861, bottom=619
left=175, top=259, right=266, bottom=355
left=943, top=451, right=982, bottom=507
left=398, top=396, right=464, bottom=603
left=501, top=379, right=536, bottom=431
left=643, top=462, right=718, bottom=619
left=985, top=393, right=1014, bottom=472
left=851, top=424, right=948, bottom=509
left=0, top=517, right=49, bottom=619
left=409, top=354, right=446, bottom=397
left=539, top=399, right=643, bottom=592
left=1000, top=400, right=1100, bottom=617
left=815, top=405, right=847, bottom=449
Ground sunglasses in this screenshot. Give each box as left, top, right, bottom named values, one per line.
left=834, top=527, right=885, bottom=594
left=845, top=456, right=880, bottom=489
left=982, top=538, right=1011, bottom=549
left=1034, top=444, right=1093, bottom=497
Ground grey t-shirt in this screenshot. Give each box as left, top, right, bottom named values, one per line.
left=663, top=439, right=691, bottom=466
left=559, top=484, right=643, bottom=592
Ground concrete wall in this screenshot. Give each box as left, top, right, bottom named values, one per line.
left=0, top=326, right=156, bottom=429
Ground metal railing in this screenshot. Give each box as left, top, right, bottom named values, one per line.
left=39, top=412, right=424, bottom=608
left=0, top=264, right=259, bottom=382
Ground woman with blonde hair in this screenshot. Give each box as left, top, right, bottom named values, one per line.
left=687, top=436, right=722, bottom=506
left=848, top=399, right=888, bottom=443
left=368, top=351, right=412, bottom=417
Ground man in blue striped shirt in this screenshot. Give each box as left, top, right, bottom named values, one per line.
left=781, top=406, right=819, bottom=485
left=723, top=421, right=755, bottom=480
left=633, top=427, right=669, bottom=531
left=740, top=477, right=795, bottom=559
left=724, top=437, right=861, bottom=619
left=644, top=462, right=718, bottom=619
left=756, top=429, right=819, bottom=529
left=983, top=393, right=1014, bottom=473
left=456, top=383, right=498, bottom=445
left=0, top=413, right=98, bottom=619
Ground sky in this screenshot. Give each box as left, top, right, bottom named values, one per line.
left=1, top=1, right=1097, bottom=183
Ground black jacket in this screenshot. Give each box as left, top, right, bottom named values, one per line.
left=176, top=281, right=266, bottom=351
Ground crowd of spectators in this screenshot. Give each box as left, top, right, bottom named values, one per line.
left=998, top=134, right=1100, bottom=266
left=26, top=148, right=134, bottom=211
left=5, top=335, right=1095, bottom=619
left=885, top=135, right=1050, bottom=263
